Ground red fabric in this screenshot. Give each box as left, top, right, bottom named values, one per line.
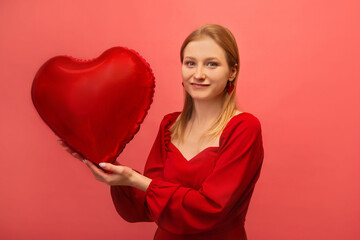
left=110, top=111, right=264, bottom=239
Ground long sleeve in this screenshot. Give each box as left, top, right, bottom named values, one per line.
left=110, top=117, right=166, bottom=222
left=144, top=114, right=264, bottom=235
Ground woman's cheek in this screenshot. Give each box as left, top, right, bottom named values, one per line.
left=181, top=69, right=193, bottom=80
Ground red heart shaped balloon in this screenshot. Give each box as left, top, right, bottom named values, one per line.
left=31, top=47, right=155, bottom=165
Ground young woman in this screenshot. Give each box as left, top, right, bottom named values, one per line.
left=59, top=24, right=264, bottom=240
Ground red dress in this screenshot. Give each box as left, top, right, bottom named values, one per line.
left=110, top=111, right=264, bottom=240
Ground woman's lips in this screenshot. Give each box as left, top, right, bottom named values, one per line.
left=190, top=83, right=210, bottom=88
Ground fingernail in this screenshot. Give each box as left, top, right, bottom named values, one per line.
left=99, top=162, right=106, bottom=168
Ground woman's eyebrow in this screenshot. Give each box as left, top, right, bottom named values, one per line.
left=183, top=56, right=220, bottom=61
left=206, top=57, right=220, bottom=61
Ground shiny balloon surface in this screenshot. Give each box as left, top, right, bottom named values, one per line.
left=32, top=47, right=155, bottom=165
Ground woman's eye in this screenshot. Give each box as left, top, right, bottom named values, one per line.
left=185, top=61, right=195, bottom=67
left=207, top=62, right=218, bottom=67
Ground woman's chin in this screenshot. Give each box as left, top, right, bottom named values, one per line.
left=189, top=93, right=224, bottom=102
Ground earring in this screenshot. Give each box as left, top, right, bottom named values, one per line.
left=225, top=81, right=234, bottom=94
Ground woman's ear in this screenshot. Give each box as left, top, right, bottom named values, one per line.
left=229, top=64, right=237, bottom=82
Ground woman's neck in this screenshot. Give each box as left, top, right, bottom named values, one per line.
left=191, top=96, right=223, bottom=125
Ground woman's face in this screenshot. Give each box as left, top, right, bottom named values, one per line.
left=181, top=37, right=236, bottom=102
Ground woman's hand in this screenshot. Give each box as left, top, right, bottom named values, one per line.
left=57, top=139, right=85, bottom=162
left=85, top=161, right=152, bottom=191
left=82, top=160, right=136, bottom=187
left=57, top=139, right=151, bottom=191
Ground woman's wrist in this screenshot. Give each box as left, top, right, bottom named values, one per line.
left=129, top=170, right=152, bottom=192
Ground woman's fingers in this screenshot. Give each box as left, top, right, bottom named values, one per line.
left=57, top=139, right=70, bottom=152
left=57, top=139, right=65, bottom=146
left=72, top=152, right=85, bottom=161
left=98, top=163, right=134, bottom=186
left=57, top=139, right=84, bottom=161
left=84, top=160, right=109, bottom=182
left=83, top=160, right=100, bottom=177
left=57, top=139, right=70, bottom=150
left=98, top=162, right=113, bottom=171
left=57, top=140, right=131, bottom=185
left=99, top=163, right=128, bottom=176
left=84, top=161, right=133, bottom=186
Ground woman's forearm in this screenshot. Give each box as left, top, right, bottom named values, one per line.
left=130, top=171, right=152, bottom=192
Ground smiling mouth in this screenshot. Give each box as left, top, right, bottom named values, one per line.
left=191, top=83, right=210, bottom=87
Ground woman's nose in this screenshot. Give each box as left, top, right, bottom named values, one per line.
left=194, top=66, right=205, bottom=80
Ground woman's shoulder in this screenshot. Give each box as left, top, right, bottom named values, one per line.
left=163, top=111, right=181, bottom=120
left=222, top=111, right=262, bottom=137
left=231, top=111, right=261, bottom=126
left=158, top=112, right=181, bottom=149
left=218, top=111, right=263, bottom=147
left=160, top=111, right=181, bottom=127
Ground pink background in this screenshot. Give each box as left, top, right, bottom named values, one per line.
left=0, top=0, right=359, bottom=239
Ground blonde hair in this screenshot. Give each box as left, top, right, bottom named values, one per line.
left=170, top=24, right=240, bottom=144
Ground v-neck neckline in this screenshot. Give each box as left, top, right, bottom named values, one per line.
left=169, top=141, right=218, bottom=162
left=169, top=112, right=247, bottom=162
